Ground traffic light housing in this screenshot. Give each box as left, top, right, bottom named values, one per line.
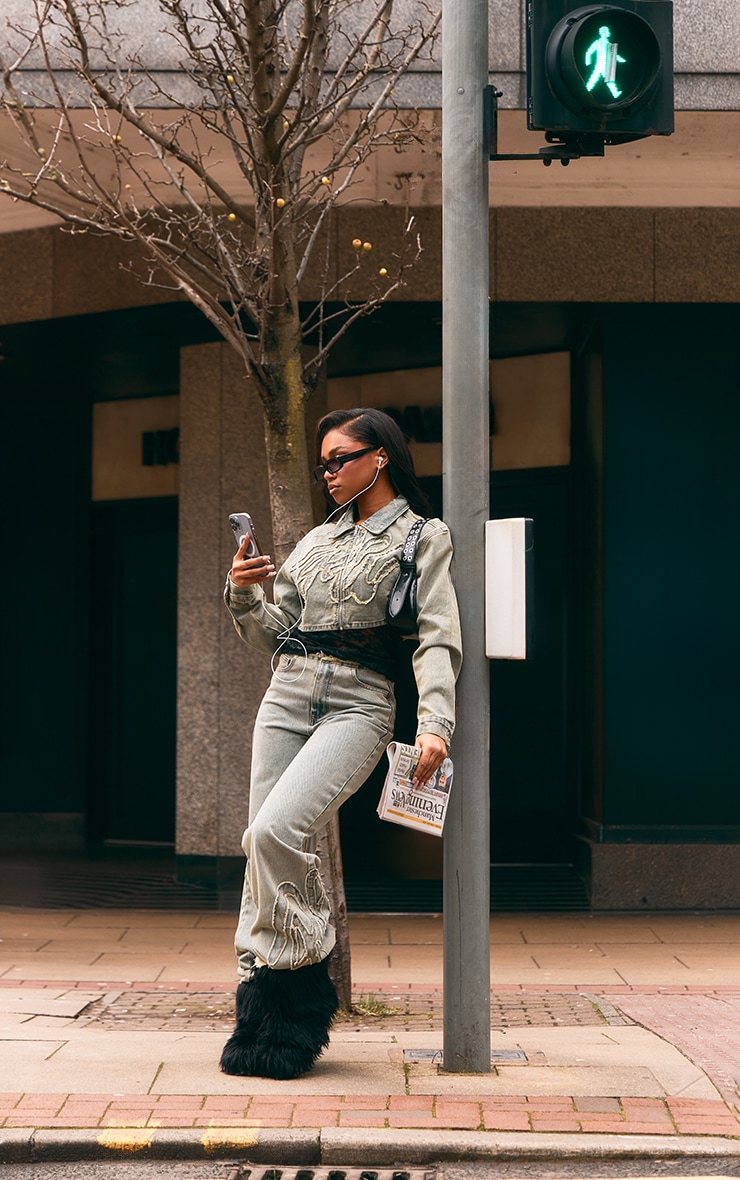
left=527, top=0, right=674, bottom=143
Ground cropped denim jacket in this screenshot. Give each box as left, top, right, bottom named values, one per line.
left=224, top=496, right=462, bottom=745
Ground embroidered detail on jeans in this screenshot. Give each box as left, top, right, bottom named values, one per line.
left=293, top=533, right=397, bottom=608
left=238, top=954, right=258, bottom=981
left=267, top=868, right=329, bottom=969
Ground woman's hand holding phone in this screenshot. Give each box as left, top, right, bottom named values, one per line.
left=230, top=534, right=275, bottom=587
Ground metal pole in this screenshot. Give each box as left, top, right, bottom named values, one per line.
left=442, top=0, right=491, bottom=1072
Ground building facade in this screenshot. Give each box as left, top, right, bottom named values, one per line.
left=1, top=1, right=738, bottom=909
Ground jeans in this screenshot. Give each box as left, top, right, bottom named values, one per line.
left=234, top=652, right=396, bottom=975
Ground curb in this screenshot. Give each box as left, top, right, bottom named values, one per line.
left=0, top=1127, right=319, bottom=1164
left=1, top=1127, right=739, bottom=1165
left=321, top=1129, right=740, bottom=1164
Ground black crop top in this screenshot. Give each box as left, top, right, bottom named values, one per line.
left=286, top=626, right=404, bottom=682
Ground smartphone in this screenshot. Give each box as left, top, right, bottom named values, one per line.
left=228, top=512, right=263, bottom=559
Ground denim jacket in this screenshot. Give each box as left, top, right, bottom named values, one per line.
left=224, top=496, right=462, bottom=745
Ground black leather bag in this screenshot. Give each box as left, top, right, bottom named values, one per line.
left=386, top=519, right=426, bottom=635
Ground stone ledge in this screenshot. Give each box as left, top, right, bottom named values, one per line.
left=578, top=839, right=740, bottom=910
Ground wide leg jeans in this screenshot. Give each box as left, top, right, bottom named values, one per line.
left=234, top=653, right=396, bottom=975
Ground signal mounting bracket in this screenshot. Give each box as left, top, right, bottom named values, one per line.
left=484, top=84, right=607, bottom=165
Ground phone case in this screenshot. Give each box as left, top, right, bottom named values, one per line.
left=228, top=512, right=262, bottom=559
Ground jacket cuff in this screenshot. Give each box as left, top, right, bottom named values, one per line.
left=416, top=717, right=453, bottom=746
left=224, top=575, right=261, bottom=607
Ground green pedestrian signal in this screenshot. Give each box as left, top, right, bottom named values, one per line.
left=547, top=7, right=664, bottom=115
left=527, top=1, right=674, bottom=144
left=584, top=25, right=627, bottom=99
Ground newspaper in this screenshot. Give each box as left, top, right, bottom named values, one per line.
left=376, top=741, right=453, bottom=836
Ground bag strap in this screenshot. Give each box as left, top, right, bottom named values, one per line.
left=401, top=518, right=426, bottom=565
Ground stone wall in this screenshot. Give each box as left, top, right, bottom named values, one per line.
left=176, top=343, right=273, bottom=884
left=580, top=840, right=740, bottom=910
left=2, top=0, right=738, bottom=109
left=176, top=342, right=326, bottom=886
left=2, top=198, right=740, bottom=332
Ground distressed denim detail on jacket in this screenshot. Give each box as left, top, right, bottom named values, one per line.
left=224, top=496, right=462, bottom=744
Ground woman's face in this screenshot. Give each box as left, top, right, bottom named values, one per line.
left=319, top=426, right=383, bottom=505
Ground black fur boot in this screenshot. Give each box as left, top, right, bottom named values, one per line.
left=219, top=957, right=338, bottom=1080
left=218, top=972, right=264, bottom=1077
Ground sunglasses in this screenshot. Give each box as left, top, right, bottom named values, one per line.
left=313, top=446, right=377, bottom=483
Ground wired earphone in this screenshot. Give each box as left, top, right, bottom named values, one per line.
left=266, top=453, right=386, bottom=682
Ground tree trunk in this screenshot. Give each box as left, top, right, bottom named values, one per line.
left=316, top=816, right=352, bottom=1012
left=262, top=369, right=314, bottom=563
left=261, top=327, right=353, bottom=1004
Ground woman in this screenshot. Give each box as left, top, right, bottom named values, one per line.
left=220, top=407, right=462, bottom=1080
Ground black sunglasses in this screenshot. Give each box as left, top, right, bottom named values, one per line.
left=313, top=446, right=377, bottom=483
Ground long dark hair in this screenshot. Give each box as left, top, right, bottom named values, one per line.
left=316, top=407, right=430, bottom=517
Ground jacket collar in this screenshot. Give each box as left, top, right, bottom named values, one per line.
left=331, top=496, right=411, bottom=537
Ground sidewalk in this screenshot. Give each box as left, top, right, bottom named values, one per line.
left=1, top=909, right=739, bottom=1165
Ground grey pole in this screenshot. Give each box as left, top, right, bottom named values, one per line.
left=442, top=0, right=491, bottom=1072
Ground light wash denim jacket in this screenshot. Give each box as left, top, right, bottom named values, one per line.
left=224, top=496, right=462, bottom=745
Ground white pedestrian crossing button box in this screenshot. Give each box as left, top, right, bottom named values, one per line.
left=485, top=518, right=534, bottom=660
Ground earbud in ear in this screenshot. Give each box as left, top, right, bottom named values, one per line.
left=377, top=457, right=383, bottom=467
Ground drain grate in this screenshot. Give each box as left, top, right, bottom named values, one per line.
left=404, top=1048, right=527, bottom=1063
left=229, top=1170, right=437, bottom=1180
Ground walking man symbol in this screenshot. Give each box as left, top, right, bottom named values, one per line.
left=585, top=25, right=626, bottom=99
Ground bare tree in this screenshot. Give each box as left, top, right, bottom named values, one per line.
left=0, top=0, right=439, bottom=1009
left=1, top=0, right=440, bottom=552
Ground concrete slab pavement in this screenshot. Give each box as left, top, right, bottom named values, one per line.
left=1, top=1020, right=719, bottom=1099
left=0, top=908, right=738, bottom=1164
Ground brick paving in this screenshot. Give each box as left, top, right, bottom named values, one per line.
left=77, top=988, right=621, bottom=1031
left=608, top=993, right=740, bottom=1105
left=1, top=1092, right=738, bottom=1135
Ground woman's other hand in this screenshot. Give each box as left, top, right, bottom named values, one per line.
left=230, top=535, right=276, bottom=587
left=412, top=732, right=448, bottom=787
